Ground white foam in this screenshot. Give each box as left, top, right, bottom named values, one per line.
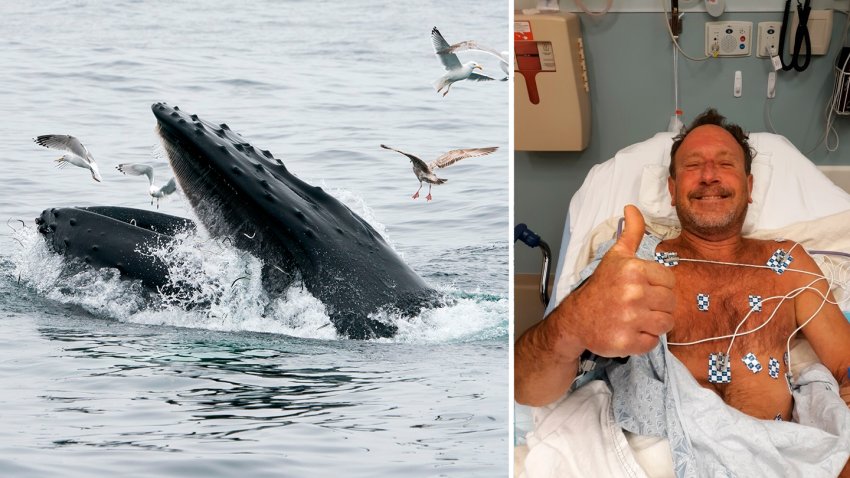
left=9, top=225, right=507, bottom=343
left=10, top=225, right=147, bottom=319
left=388, top=289, right=508, bottom=343
left=10, top=225, right=66, bottom=291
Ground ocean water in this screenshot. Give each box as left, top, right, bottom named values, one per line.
left=0, top=1, right=509, bottom=476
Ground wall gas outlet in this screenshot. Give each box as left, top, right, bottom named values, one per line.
left=705, top=21, right=752, bottom=57
left=757, top=22, right=781, bottom=58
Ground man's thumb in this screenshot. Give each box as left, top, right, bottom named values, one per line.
left=615, top=205, right=646, bottom=255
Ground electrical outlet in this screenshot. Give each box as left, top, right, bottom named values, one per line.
left=757, top=22, right=781, bottom=58
left=705, top=21, right=752, bottom=57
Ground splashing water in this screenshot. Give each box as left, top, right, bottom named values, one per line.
left=8, top=222, right=506, bottom=343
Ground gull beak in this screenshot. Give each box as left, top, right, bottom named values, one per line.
left=474, top=64, right=483, bottom=70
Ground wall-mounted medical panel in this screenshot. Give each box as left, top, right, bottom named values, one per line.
left=515, top=11, right=591, bottom=151
left=704, top=21, right=753, bottom=57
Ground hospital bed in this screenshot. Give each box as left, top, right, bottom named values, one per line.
left=515, top=131, right=850, bottom=477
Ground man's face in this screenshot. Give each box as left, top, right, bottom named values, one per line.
left=667, top=124, right=753, bottom=239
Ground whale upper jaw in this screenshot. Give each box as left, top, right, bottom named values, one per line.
left=151, top=103, right=439, bottom=339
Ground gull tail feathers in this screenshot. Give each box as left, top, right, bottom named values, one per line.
left=433, top=78, right=449, bottom=93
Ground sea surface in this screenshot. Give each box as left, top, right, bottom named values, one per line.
left=0, top=1, right=509, bottom=476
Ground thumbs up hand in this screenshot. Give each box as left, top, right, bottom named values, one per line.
left=555, top=205, right=676, bottom=358
left=611, top=203, right=652, bottom=260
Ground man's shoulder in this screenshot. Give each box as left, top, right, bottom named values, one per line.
left=743, top=237, right=802, bottom=257
left=743, top=237, right=822, bottom=280
left=744, top=237, right=793, bottom=247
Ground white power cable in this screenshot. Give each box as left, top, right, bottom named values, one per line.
left=669, top=45, right=685, bottom=132
left=765, top=96, right=779, bottom=134
left=660, top=0, right=712, bottom=62
left=806, top=7, right=850, bottom=153
left=784, top=286, right=831, bottom=386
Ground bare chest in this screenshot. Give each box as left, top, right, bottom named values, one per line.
left=665, top=261, right=797, bottom=418
left=667, top=262, right=796, bottom=347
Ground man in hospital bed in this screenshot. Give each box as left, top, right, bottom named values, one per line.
left=515, top=109, right=850, bottom=477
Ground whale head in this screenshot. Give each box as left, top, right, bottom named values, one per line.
left=151, top=103, right=438, bottom=338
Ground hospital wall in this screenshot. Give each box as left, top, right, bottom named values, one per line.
left=515, top=7, right=850, bottom=280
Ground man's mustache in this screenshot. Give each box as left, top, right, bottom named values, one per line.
left=689, top=187, right=733, bottom=199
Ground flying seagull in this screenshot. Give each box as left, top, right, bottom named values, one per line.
left=438, top=40, right=509, bottom=80
left=33, top=134, right=103, bottom=182
left=380, top=144, right=498, bottom=201
left=431, top=27, right=495, bottom=97
left=116, top=163, right=177, bottom=208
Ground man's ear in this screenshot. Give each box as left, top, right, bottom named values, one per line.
left=668, top=176, right=676, bottom=206
left=747, top=174, right=754, bottom=204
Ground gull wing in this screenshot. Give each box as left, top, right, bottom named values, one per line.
left=440, top=40, right=507, bottom=62
left=116, top=163, right=155, bottom=185
left=431, top=27, right=461, bottom=71
left=34, top=134, right=94, bottom=163
left=159, top=177, right=177, bottom=196
left=380, top=144, right=431, bottom=173
left=430, top=147, right=498, bottom=170
left=443, top=40, right=509, bottom=75
left=468, top=72, right=496, bottom=82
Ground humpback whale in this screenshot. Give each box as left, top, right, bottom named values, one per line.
left=36, top=104, right=440, bottom=339
left=36, top=206, right=196, bottom=290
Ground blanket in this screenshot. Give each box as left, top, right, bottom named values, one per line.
left=521, top=342, right=850, bottom=478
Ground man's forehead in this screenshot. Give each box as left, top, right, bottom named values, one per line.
left=675, top=125, right=745, bottom=160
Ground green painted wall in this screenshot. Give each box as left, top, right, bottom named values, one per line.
left=515, top=9, right=850, bottom=274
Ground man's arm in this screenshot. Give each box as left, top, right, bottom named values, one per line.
left=792, top=249, right=850, bottom=401
left=515, top=206, right=676, bottom=406
left=514, top=297, right=588, bottom=406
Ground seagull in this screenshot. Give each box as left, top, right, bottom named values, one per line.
left=116, top=163, right=177, bottom=208
left=438, top=40, right=509, bottom=80
left=380, top=144, right=498, bottom=201
left=33, top=134, right=103, bottom=182
left=431, top=27, right=495, bottom=97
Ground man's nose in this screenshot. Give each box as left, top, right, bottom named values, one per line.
left=699, top=163, right=719, bottom=183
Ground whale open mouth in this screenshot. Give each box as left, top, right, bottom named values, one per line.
left=148, top=103, right=440, bottom=339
